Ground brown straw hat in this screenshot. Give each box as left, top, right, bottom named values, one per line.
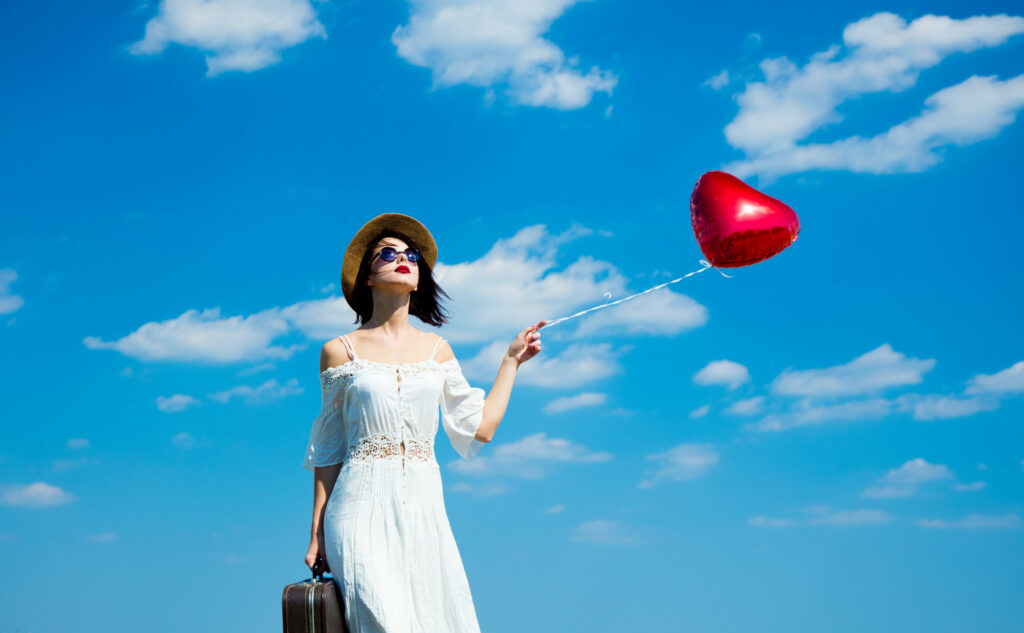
left=340, top=212, right=438, bottom=312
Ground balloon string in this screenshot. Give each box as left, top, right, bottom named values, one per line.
left=538, top=260, right=733, bottom=331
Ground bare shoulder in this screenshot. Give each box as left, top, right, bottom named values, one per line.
left=320, top=336, right=352, bottom=373
left=433, top=336, right=456, bottom=363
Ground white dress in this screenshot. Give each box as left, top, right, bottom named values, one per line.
left=302, top=333, right=486, bottom=633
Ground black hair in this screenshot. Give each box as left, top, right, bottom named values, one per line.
left=350, top=229, right=451, bottom=327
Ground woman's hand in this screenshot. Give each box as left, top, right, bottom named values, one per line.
left=305, top=532, right=330, bottom=575
left=507, top=320, right=546, bottom=365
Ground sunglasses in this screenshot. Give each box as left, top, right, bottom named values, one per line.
left=371, top=246, right=421, bottom=265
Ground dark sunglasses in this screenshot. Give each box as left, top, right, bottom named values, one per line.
left=371, top=246, right=421, bottom=265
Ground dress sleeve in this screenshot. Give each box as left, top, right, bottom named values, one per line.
left=440, top=362, right=487, bottom=460
left=302, top=380, right=349, bottom=472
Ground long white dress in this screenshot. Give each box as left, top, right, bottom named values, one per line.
left=303, top=333, right=486, bottom=633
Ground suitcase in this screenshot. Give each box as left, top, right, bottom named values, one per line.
left=282, top=555, right=347, bottom=633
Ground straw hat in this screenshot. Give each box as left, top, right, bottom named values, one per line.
left=340, top=212, right=438, bottom=312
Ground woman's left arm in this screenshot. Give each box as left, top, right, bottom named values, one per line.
left=476, top=320, right=546, bottom=442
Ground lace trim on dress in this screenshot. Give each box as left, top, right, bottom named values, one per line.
left=320, top=358, right=460, bottom=387
left=346, top=433, right=436, bottom=464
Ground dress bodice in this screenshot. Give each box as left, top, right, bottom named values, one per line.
left=302, top=335, right=487, bottom=471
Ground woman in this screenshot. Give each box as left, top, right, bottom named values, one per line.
left=302, top=212, right=544, bottom=633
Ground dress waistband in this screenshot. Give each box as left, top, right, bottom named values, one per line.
left=346, top=433, right=436, bottom=464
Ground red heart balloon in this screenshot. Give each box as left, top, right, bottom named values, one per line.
left=690, top=171, right=800, bottom=268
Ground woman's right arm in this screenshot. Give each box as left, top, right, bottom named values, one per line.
left=306, top=463, right=342, bottom=572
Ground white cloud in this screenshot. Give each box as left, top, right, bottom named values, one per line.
left=747, top=515, right=795, bottom=528
left=771, top=344, right=935, bottom=397
left=434, top=223, right=707, bottom=344
left=752, top=505, right=895, bottom=526
left=637, top=442, right=719, bottom=489
left=0, top=482, right=76, bottom=507
left=571, top=519, right=646, bottom=545
left=729, top=74, right=1024, bottom=179
left=915, top=513, right=1023, bottom=529
left=965, top=360, right=1024, bottom=395
left=689, top=404, right=710, bottom=419
left=130, top=0, right=326, bottom=75
left=84, top=306, right=301, bottom=363
left=85, top=224, right=708, bottom=371
left=449, top=481, right=509, bottom=497
left=461, top=340, right=623, bottom=389
left=52, top=456, right=100, bottom=473
left=725, top=396, right=764, bottom=416
left=750, top=397, right=891, bottom=432
left=392, top=0, right=617, bottom=109
left=543, top=392, right=607, bottom=414
left=861, top=458, right=953, bottom=498
left=718, top=12, right=1024, bottom=179
left=544, top=504, right=565, bottom=514
left=84, top=532, right=118, bottom=544
left=806, top=507, right=894, bottom=526
left=172, top=431, right=196, bottom=448
left=0, top=269, right=24, bottom=315
left=156, top=393, right=201, bottom=412
left=954, top=481, right=986, bottom=492
left=66, top=438, right=90, bottom=449
left=693, top=359, right=750, bottom=389
left=448, top=431, right=611, bottom=479
left=893, top=392, right=1000, bottom=420
left=208, top=377, right=303, bottom=404
left=705, top=69, right=730, bottom=90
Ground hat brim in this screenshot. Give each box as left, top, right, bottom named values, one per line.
left=341, top=213, right=438, bottom=312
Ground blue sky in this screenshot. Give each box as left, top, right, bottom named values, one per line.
left=2, top=0, right=1023, bottom=631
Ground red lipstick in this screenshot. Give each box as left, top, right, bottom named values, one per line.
left=395, top=265, right=410, bottom=273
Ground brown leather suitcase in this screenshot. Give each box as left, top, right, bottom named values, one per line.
left=282, top=556, right=347, bottom=633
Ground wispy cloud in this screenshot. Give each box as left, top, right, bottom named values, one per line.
left=392, top=0, right=617, bottom=109
left=172, top=431, right=197, bottom=448
left=448, top=432, right=611, bottom=479
left=637, top=442, right=719, bottom=489
left=861, top=458, right=953, bottom=499
left=208, top=377, right=303, bottom=404
left=716, top=12, right=1024, bottom=180
left=965, top=361, right=1024, bottom=395
left=689, top=404, right=710, bottom=418
left=893, top=392, right=1000, bottom=420
left=725, top=396, right=764, bottom=416
left=747, top=348, right=1022, bottom=432
left=750, top=506, right=895, bottom=527
left=156, top=393, right=201, bottom=413
left=543, top=392, right=607, bottom=414
left=571, top=519, right=648, bottom=545
left=750, top=397, right=891, bottom=432
left=462, top=340, right=624, bottom=389
left=449, top=481, right=510, bottom=497
left=0, top=269, right=24, bottom=315
left=130, top=0, right=327, bottom=75
left=915, top=514, right=1023, bottom=529
left=771, top=344, right=934, bottom=397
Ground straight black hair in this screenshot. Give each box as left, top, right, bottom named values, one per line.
left=350, top=229, right=451, bottom=327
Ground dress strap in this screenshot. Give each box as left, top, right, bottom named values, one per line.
left=428, top=335, right=446, bottom=361
left=338, top=335, right=359, bottom=361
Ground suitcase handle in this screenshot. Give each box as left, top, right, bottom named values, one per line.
left=311, top=555, right=327, bottom=581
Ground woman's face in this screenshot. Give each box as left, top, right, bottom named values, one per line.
left=367, top=237, right=420, bottom=293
